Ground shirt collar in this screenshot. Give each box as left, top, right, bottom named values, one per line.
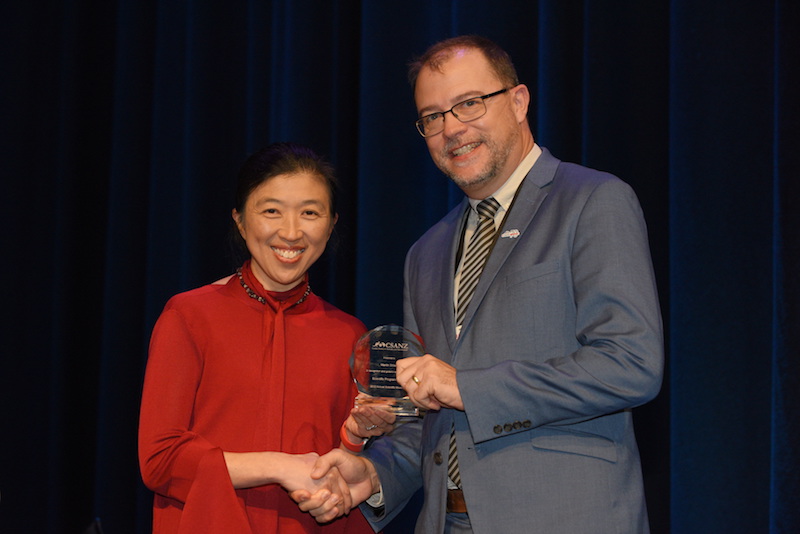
left=467, top=143, right=542, bottom=213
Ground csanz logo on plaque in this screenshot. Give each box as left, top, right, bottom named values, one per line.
left=351, top=325, right=426, bottom=417
left=372, top=341, right=410, bottom=351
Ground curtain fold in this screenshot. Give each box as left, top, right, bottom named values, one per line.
left=1, top=2, right=797, bottom=533
left=771, top=1, right=800, bottom=532
left=669, top=1, right=777, bottom=531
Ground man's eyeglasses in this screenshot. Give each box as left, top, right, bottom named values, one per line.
left=414, top=88, right=509, bottom=137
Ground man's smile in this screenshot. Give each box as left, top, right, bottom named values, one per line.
left=451, top=142, right=482, bottom=158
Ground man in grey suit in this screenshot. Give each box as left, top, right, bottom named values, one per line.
left=295, top=35, right=664, bottom=533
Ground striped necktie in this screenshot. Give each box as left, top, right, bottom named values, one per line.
left=455, top=197, right=501, bottom=327
left=450, top=197, right=501, bottom=488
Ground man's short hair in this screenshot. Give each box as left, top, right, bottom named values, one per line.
left=408, top=35, right=520, bottom=90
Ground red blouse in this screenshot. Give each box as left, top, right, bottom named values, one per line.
left=139, top=262, right=373, bottom=533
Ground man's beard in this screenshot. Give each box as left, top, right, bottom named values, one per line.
left=444, top=158, right=502, bottom=191
left=437, top=135, right=514, bottom=193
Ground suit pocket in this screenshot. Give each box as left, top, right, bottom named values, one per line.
left=530, top=427, right=618, bottom=463
left=506, top=259, right=561, bottom=287
left=501, top=259, right=567, bottom=355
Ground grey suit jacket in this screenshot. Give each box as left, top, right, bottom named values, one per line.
left=362, top=148, right=664, bottom=533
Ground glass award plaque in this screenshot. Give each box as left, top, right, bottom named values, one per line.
left=350, top=325, right=425, bottom=417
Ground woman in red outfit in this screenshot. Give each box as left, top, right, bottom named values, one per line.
left=139, top=143, right=390, bottom=533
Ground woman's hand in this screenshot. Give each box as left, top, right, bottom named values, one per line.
left=222, top=451, right=353, bottom=516
left=345, top=395, right=397, bottom=440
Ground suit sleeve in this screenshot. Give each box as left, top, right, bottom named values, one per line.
left=458, top=177, right=664, bottom=444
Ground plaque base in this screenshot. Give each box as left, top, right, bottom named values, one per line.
left=355, top=395, right=420, bottom=417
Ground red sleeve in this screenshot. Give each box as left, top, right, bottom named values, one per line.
left=138, top=305, right=229, bottom=503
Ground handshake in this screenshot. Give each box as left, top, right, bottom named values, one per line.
left=226, top=354, right=456, bottom=525
left=288, top=447, right=381, bottom=524
left=285, top=398, right=394, bottom=524
left=224, top=402, right=392, bottom=524
left=287, top=353, right=463, bottom=523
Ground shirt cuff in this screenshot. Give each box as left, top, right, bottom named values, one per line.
left=365, top=483, right=385, bottom=508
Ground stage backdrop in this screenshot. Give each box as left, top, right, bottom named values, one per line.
left=1, top=1, right=797, bottom=533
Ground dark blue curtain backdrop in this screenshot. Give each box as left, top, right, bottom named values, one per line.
left=1, top=1, right=797, bottom=533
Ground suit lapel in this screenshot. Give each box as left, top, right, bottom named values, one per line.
left=455, top=149, right=560, bottom=352
left=439, top=200, right=470, bottom=354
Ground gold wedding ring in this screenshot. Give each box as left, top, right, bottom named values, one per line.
left=412, top=375, right=421, bottom=385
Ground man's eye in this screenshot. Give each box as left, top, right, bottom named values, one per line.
left=424, top=113, right=442, bottom=124
left=461, top=99, right=480, bottom=108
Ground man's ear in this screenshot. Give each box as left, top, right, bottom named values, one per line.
left=511, top=84, right=531, bottom=122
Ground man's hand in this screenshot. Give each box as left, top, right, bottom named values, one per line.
left=396, top=354, right=464, bottom=411
left=290, top=449, right=380, bottom=524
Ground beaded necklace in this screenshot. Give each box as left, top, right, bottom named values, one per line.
left=236, top=268, right=311, bottom=307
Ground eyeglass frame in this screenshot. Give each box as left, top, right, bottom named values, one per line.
left=414, top=88, right=510, bottom=137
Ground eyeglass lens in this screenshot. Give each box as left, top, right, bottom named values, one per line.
left=418, top=97, right=487, bottom=136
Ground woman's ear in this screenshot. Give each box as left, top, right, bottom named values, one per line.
left=328, top=213, right=339, bottom=238
left=232, top=209, right=245, bottom=238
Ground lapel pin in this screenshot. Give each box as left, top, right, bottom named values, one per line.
left=500, top=229, right=520, bottom=239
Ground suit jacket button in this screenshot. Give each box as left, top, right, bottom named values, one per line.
left=504, top=423, right=513, bottom=432
left=434, top=452, right=443, bottom=465
left=522, top=420, right=532, bottom=428
left=493, top=425, right=503, bottom=434
left=513, top=421, right=522, bottom=430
